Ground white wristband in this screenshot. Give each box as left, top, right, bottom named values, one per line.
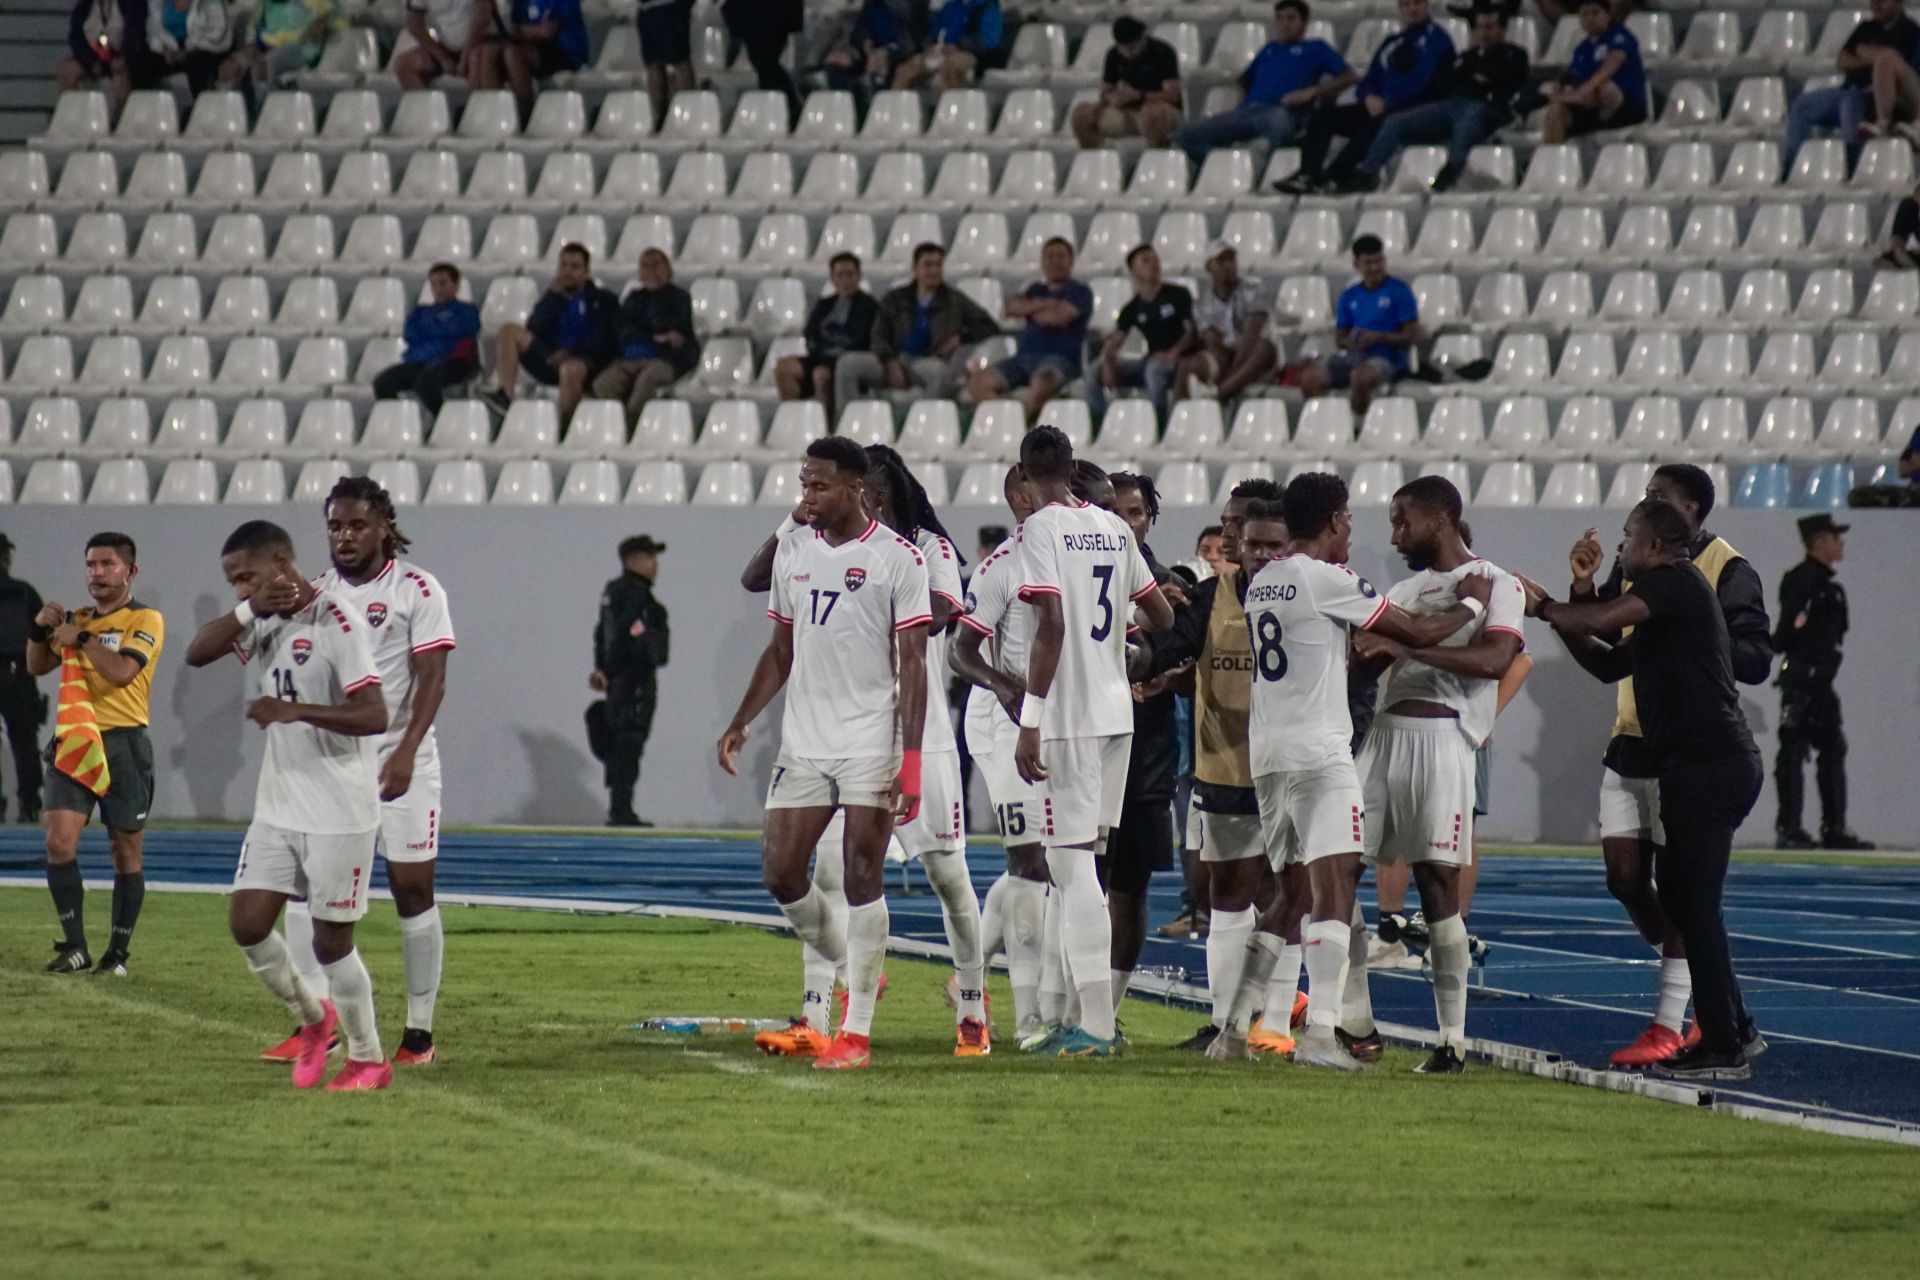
left=1460, top=597, right=1485, bottom=619
left=233, top=599, right=256, bottom=627
left=1018, top=694, right=1046, bottom=730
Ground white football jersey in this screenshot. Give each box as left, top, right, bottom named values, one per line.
left=958, top=535, right=1029, bottom=749
left=312, top=557, right=456, bottom=765
left=1246, top=554, right=1388, bottom=774
left=239, top=587, right=383, bottom=835
left=1378, top=559, right=1527, bottom=749
left=917, top=530, right=963, bottom=755
left=1017, top=501, right=1156, bottom=741
left=769, top=520, right=932, bottom=760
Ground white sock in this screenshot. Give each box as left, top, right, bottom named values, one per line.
left=1110, top=967, right=1132, bottom=1005
left=242, top=933, right=324, bottom=1026
left=810, top=830, right=851, bottom=988
left=777, top=884, right=846, bottom=966
left=1206, top=905, right=1257, bottom=1027
left=1304, top=918, right=1351, bottom=1031
left=1429, top=913, right=1470, bottom=1048
left=398, top=906, right=443, bottom=1034
left=1046, top=846, right=1115, bottom=1041
left=841, top=899, right=888, bottom=1038
left=1654, top=954, right=1691, bottom=1032
left=1229, top=932, right=1282, bottom=1035
left=1039, top=884, right=1067, bottom=1024
left=1003, top=875, right=1046, bottom=1028
left=923, top=849, right=985, bottom=1022
left=322, top=949, right=382, bottom=1062
left=1265, top=942, right=1304, bottom=1031
left=980, top=872, right=1009, bottom=962
left=283, top=901, right=330, bottom=1000
left=1341, top=900, right=1377, bottom=1037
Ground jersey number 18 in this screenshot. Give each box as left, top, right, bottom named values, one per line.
left=1253, top=612, right=1288, bottom=681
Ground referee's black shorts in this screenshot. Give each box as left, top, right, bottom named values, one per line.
left=44, top=725, right=154, bottom=831
left=1104, top=797, right=1173, bottom=896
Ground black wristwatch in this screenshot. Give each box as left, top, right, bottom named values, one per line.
left=27, top=622, right=51, bottom=643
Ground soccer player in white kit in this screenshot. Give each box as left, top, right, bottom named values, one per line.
left=295, top=477, right=458, bottom=1068
left=863, top=445, right=990, bottom=1055
left=718, top=438, right=932, bottom=1071
left=184, top=521, right=393, bottom=1092
left=951, top=464, right=1049, bottom=1041
left=1244, top=474, right=1491, bottom=1071
left=1349, top=477, right=1526, bottom=1074
left=1011, top=427, right=1174, bottom=1057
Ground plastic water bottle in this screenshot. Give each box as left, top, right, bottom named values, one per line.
left=635, top=1016, right=789, bottom=1034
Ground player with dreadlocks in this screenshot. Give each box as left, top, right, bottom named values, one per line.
left=265, top=477, right=457, bottom=1069
left=858, top=444, right=992, bottom=1053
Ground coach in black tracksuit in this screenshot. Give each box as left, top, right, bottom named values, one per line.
left=0, top=535, right=47, bottom=823
left=1773, top=514, right=1872, bottom=851
left=1523, top=499, right=1764, bottom=1081
left=593, top=535, right=671, bottom=827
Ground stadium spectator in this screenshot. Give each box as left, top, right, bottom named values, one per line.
left=57, top=0, right=151, bottom=111
left=722, top=0, right=805, bottom=123
left=1536, top=0, right=1647, bottom=144
left=1785, top=0, right=1920, bottom=173
left=217, top=0, right=343, bottom=98
left=477, top=0, right=590, bottom=117
left=775, top=252, right=879, bottom=424
left=143, top=0, right=234, bottom=96
left=1878, top=180, right=1920, bottom=267
left=394, top=0, right=495, bottom=91
left=0, top=535, right=46, bottom=826
left=1175, top=1, right=1351, bottom=167
left=893, top=0, right=1008, bottom=90
left=835, top=243, right=1002, bottom=405
left=1294, top=235, right=1418, bottom=413
left=594, top=248, right=699, bottom=425
left=966, top=237, right=1093, bottom=421
left=485, top=242, right=619, bottom=429
left=1347, top=0, right=1529, bottom=193
left=634, top=0, right=697, bottom=128
left=812, top=0, right=915, bottom=104
left=1071, top=17, right=1183, bottom=150
left=1086, top=245, right=1197, bottom=426
left=1276, top=0, right=1457, bottom=194
left=373, top=263, right=481, bottom=418
left=1178, top=243, right=1277, bottom=403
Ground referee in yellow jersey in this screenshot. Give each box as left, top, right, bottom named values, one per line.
left=25, top=533, right=165, bottom=975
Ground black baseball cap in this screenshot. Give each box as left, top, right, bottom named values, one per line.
left=1796, top=514, right=1849, bottom=540
left=620, top=535, right=668, bottom=557
left=1113, top=16, right=1147, bottom=43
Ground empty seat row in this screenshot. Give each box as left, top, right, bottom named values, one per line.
left=0, top=334, right=388, bottom=393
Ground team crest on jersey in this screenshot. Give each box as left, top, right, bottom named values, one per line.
left=365, top=602, right=388, bottom=628
left=291, top=637, right=313, bottom=665
left=1358, top=578, right=1378, bottom=598
left=844, top=566, right=867, bottom=592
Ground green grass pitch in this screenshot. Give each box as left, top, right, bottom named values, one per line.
left=2, top=887, right=1914, bottom=1279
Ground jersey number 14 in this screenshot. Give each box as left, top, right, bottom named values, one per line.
left=271, top=668, right=299, bottom=701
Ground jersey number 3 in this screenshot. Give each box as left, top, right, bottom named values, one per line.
left=1254, top=613, right=1288, bottom=681
left=1089, top=566, right=1114, bottom=641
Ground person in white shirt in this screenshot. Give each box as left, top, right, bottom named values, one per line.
left=718, top=437, right=933, bottom=1071
left=394, top=0, right=495, bottom=90
left=1178, top=243, right=1279, bottom=403
left=184, top=521, right=393, bottom=1092
left=1011, top=427, right=1175, bottom=1057
left=286, top=477, right=458, bottom=1071
left=1349, top=476, right=1526, bottom=1074
left=951, top=464, right=1049, bottom=1041
left=1243, top=473, right=1489, bottom=1070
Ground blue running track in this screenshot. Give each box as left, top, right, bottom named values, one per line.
left=5, top=829, right=1916, bottom=1130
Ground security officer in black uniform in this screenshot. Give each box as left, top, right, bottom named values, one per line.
left=0, top=534, right=48, bottom=824
left=1774, top=514, right=1873, bottom=850
left=592, top=535, right=670, bottom=827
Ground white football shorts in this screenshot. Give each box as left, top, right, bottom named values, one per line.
left=1599, top=766, right=1664, bottom=842
left=234, top=822, right=377, bottom=923
left=1357, top=714, right=1476, bottom=868
left=1037, top=733, right=1131, bottom=847
left=1255, top=759, right=1366, bottom=866
left=377, top=751, right=442, bottom=864
left=897, top=748, right=965, bottom=858
left=766, top=751, right=896, bottom=811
